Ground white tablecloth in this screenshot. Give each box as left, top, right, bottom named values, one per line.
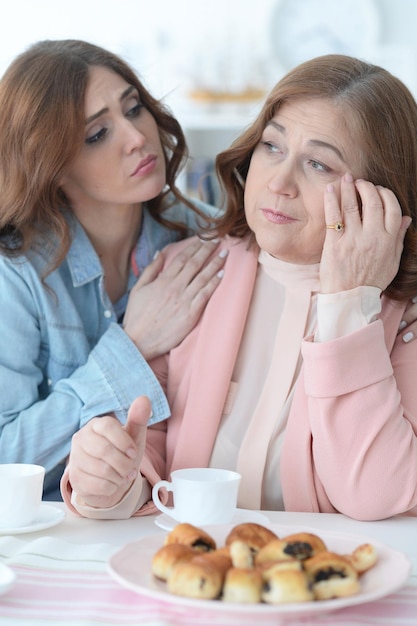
left=0, top=505, right=415, bottom=625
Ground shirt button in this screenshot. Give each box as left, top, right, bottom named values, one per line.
left=104, top=310, right=112, bottom=318
left=47, top=379, right=52, bottom=386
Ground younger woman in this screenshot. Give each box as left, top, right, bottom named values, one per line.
left=0, top=40, right=225, bottom=499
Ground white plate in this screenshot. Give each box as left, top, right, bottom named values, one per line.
left=108, top=524, right=412, bottom=621
left=0, top=564, right=15, bottom=595
left=155, top=508, right=270, bottom=531
left=0, top=504, right=65, bottom=535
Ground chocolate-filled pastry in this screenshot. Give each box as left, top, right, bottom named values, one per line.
left=258, top=558, right=303, bottom=580
left=167, top=556, right=223, bottom=599
left=164, top=523, right=216, bottom=552
left=255, top=539, right=300, bottom=566
left=304, top=551, right=360, bottom=600
left=225, top=523, right=278, bottom=554
left=261, top=569, right=314, bottom=604
left=195, top=550, right=233, bottom=580
left=283, top=532, right=326, bottom=553
left=214, top=545, right=231, bottom=558
left=222, top=567, right=263, bottom=603
left=229, top=540, right=255, bottom=569
left=345, top=543, right=378, bottom=574
left=151, top=543, right=196, bottom=581
left=256, top=532, right=327, bottom=564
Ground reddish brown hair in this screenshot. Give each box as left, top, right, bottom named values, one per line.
left=0, top=39, right=205, bottom=272
left=213, top=54, right=417, bottom=300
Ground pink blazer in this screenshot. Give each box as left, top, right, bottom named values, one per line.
left=143, top=236, right=417, bottom=520
left=63, top=236, right=417, bottom=520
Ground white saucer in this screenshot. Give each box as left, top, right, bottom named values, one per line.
left=0, top=563, right=15, bottom=595
left=0, top=503, right=65, bottom=535
left=154, top=508, right=270, bottom=531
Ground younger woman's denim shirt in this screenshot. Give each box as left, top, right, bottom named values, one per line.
left=0, top=197, right=217, bottom=495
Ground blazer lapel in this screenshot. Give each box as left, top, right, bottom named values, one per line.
left=167, top=239, right=259, bottom=472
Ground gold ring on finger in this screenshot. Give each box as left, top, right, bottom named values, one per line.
left=326, top=222, right=344, bottom=232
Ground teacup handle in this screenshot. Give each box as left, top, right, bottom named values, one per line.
left=152, top=479, right=177, bottom=519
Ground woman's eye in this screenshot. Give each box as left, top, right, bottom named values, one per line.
left=260, top=140, right=281, bottom=153
left=85, top=127, right=107, bottom=145
left=126, top=102, right=143, bottom=118
left=308, top=159, right=330, bottom=173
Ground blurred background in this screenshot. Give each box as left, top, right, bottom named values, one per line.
left=1, top=0, right=416, bottom=203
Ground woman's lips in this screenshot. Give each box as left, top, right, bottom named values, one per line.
left=132, top=155, right=156, bottom=177
left=261, top=209, right=296, bottom=224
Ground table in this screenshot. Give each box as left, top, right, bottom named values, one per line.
left=0, top=503, right=415, bottom=625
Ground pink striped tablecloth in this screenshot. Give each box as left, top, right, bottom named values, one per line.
left=0, top=536, right=415, bottom=626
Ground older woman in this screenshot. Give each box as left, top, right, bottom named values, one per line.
left=64, top=54, right=417, bottom=521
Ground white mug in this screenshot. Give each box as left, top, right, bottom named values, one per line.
left=152, top=467, right=241, bottom=526
left=0, top=464, right=45, bottom=528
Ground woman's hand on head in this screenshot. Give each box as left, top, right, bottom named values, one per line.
left=320, top=173, right=411, bottom=294
left=123, top=237, right=227, bottom=360
left=67, top=396, right=151, bottom=509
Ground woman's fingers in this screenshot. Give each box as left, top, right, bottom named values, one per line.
left=375, top=186, right=402, bottom=233
left=323, top=173, right=362, bottom=238
left=357, top=182, right=402, bottom=235
left=323, top=183, right=343, bottom=233
left=123, top=237, right=228, bottom=360
left=135, top=250, right=165, bottom=286
left=398, top=299, right=417, bottom=342
left=340, top=173, right=362, bottom=229
left=322, top=175, right=408, bottom=293
left=135, top=238, right=224, bottom=290
left=69, top=416, right=138, bottom=497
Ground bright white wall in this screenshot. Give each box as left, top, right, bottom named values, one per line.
left=0, top=0, right=276, bottom=98
left=2, top=0, right=417, bottom=97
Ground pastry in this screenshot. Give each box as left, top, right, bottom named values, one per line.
left=304, top=551, right=360, bottom=600
left=258, top=558, right=304, bottom=580
left=222, top=567, right=263, bottom=603
left=261, top=569, right=314, bottom=604
left=152, top=522, right=377, bottom=606
left=345, top=543, right=378, bottom=574
left=164, top=523, right=216, bottom=552
left=255, top=539, right=301, bottom=565
left=194, top=550, right=233, bottom=579
left=256, top=532, right=327, bottom=565
left=225, top=523, right=278, bottom=554
left=229, top=540, right=255, bottom=569
left=151, top=543, right=196, bottom=581
left=167, top=555, right=223, bottom=599
left=281, top=532, right=327, bottom=558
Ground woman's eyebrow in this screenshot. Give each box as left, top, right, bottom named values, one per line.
left=266, top=120, right=345, bottom=161
left=307, top=139, right=344, bottom=161
left=267, top=120, right=285, bottom=134
left=85, top=85, right=137, bottom=124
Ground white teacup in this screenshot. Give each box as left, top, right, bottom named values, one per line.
left=0, top=464, right=45, bottom=528
left=152, top=468, right=241, bottom=526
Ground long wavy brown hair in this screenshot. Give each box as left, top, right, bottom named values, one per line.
left=0, top=39, right=206, bottom=273
left=214, top=54, right=417, bottom=301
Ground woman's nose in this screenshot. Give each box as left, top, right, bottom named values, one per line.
left=267, top=164, right=297, bottom=197
left=121, top=120, right=146, bottom=152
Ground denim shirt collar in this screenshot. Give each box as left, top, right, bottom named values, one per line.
left=64, top=207, right=158, bottom=291
left=66, top=216, right=103, bottom=287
